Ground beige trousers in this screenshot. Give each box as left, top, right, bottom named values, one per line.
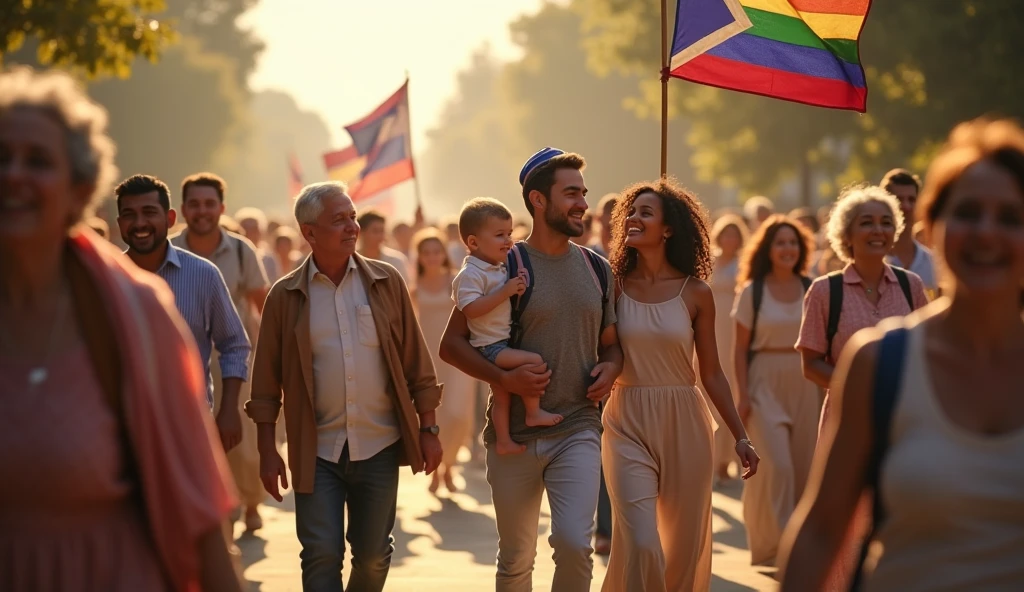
left=211, top=351, right=265, bottom=509
left=485, top=429, right=602, bottom=592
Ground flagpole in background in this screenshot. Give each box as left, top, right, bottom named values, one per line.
left=404, top=70, right=424, bottom=210
left=663, top=0, right=671, bottom=177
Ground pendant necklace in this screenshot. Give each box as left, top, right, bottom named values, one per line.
left=1, top=291, right=68, bottom=390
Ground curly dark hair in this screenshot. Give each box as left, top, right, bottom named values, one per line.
left=609, top=177, right=713, bottom=281
left=737, top=214, right=816, bottom=284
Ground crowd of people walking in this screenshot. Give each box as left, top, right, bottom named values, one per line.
left=2, top=65, right=1022, bottom=592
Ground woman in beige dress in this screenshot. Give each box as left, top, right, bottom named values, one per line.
left=705, top=214, right=749, bottom=482
left=411, top=228, right=476, bottom=494
left=779, top=118, right=1024, bottom=590
left=732, top=215, right=821, bottom=567
left=602, top=179, right=760, bottom=592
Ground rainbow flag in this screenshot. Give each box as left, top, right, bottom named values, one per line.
left=287, top=152, right=304, bottom=199
left=669, top=0, right=871, bottom=111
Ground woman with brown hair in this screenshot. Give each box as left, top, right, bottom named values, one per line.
left=601, top=178, right=759, bottom=592
left=705, top=213, right=750, bottom=482
left=0, top=67, right=240, bottom=591
left=779, top=118, right=1024, bottom=590
left=410, top=227, right=476, bottom=494
left=731, top=215, right=821, bottom=567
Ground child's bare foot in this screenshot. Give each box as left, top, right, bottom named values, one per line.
left=525, top=409, right=564, bottom=427
left=496, top=439, right=527, bottom=455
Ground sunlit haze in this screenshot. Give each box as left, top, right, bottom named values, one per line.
left=243, top=0, right=544, bottom=154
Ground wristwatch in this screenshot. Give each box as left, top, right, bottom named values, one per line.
left=420, top=425, right=440, bottom=435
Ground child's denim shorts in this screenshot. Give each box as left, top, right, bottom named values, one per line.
left=477, top=339, right=510, bottom=363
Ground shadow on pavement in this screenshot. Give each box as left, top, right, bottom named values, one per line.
left=390, top=508, right=417, bottom=568
left=711, top=573, right=759, bottom=591
left=712, top=506, right=749, bottom=552
left=238, top=533, right=268, bottom=592
left=421, top=497, right=499, bottom=565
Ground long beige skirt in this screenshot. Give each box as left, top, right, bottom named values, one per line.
left=740, top=352, right=822, bottom=565
left=601, top=384, right=715, bottom=592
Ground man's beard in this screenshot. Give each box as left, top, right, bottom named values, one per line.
left=545, top=208, right=584, bottom=238
left=126, top=228, right=168, bottom=255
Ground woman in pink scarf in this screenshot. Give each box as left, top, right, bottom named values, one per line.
left=0, top=67, right=241, bottom=592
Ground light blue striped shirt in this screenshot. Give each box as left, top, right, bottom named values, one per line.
left=152, top=243, right=251, bottom=407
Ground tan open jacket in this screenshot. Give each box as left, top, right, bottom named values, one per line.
left=245, top=254, right=443, bottom=494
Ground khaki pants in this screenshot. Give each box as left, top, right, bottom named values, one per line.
left=211, top=351, right=265, bottom=509
left=485, top=429, right=601, bottom=592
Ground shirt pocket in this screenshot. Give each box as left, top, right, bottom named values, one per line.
left=357, top=305, right=380, bottom=347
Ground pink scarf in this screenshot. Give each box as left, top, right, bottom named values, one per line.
left=70, top=229, right=237, bottom=592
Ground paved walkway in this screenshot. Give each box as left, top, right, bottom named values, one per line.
left=236, top=456, right=777, bottom=591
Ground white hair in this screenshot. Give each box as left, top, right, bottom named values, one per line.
left=294, top=181, right=348, bottom=225
left=0, top=66, right=118, bottom=215
left=826, top=184, right=905, bottom=264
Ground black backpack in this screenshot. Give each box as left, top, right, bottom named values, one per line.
left=506, top=241, right=609, bottom=348
left=825, top=267, right=914, bottom=362
left=747, top=276, right=813, bottom=364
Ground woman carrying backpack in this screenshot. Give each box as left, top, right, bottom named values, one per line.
left=793, top=184, right=929, bottom=589
left=731, top=215, right=822, bottom=568
left=779, top=118, right=1024, bottom=590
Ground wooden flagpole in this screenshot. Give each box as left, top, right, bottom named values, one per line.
left=660, top=0, right=669, bottom=178
left=404, top=70, right=424, bottom=211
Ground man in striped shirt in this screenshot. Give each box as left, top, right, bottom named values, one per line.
left=115, top=174, right=251, bottom=451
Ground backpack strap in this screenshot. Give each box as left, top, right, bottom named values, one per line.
left=826, top=271, right=845, bottom=363
left=850, top=327, right=910, bottom=591
left=747, top=279, right=765, bottom=365
left=748, top=276, right=813, bottom=365
left=507, top=242, right=533, bottom=348
left=891, top=266, right=914, bottom=310
left=578, top=244, right=610, bottom=334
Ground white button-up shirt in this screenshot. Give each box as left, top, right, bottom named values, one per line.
left=308, top=256, right=399, bottom=462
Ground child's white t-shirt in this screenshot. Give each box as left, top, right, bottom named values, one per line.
left=451, top=255, right=512, bottom=348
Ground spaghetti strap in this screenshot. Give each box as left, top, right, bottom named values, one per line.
left=679, top=275, right=691, bottom=297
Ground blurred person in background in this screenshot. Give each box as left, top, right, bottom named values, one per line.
left=703, top=213, right=749, bottom=483
left=272, top=225, right=302, bottom=277
left=593, top=192, right=618, bottom=257
left=444, top=216, right=469, bottom=266
left=731, top=215, right=821, bottom=567
left=237, top=206, right=281, bottom=284
left=780, top=119, right=1024, bottom=591
left=410, top=227, right=476, bottom=494
left=789, top=207, right=820, bottom=236
left=357, top=209, right=411, bottom=284
left=570, top=210, right=595, bottom=247
left=794, top=184, right=928, bottom=590
left=881, top=168, right=939, bottom=298
left=172, top=172, right=271, bottom=535
left=0, top=66, right=241, bottom=592
left=85, top=215, right=109, bottom=240
left=392, top=221, right=414, bottom=257
left=744, top=195, right=775, bottom=232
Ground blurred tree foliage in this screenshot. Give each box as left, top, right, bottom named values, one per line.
left=0, top=0, right=176, bottom=78
left=574, top=0, right=1024, bottom=203
left=422, top=2, right=719, bottom=219
left=220, top=90, right=334, bottom=217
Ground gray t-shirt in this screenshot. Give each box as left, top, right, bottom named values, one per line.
left=482, top=243, right=617, bottom=445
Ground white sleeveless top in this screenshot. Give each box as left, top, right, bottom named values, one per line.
left=863, top=320, right=1024, bottom=591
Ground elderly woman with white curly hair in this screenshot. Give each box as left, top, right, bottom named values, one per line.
left=0, top=67, right=242, bottom=591
left=793, top=184, right=928, bottom=590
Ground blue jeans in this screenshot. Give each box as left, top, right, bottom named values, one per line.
left=294, top=442, right=400, bottom=592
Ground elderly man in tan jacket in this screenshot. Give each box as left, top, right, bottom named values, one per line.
left=245, top=181, right=443, bottom=592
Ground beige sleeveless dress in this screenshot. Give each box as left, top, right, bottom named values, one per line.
left=601, top=279, right=716, bottom=592
left=862, top=321, right=1024, bottom=591
left=414, top=280, right=477, bottom=467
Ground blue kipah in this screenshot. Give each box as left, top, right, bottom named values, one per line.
left=519, top=147, right=566, bottom=186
